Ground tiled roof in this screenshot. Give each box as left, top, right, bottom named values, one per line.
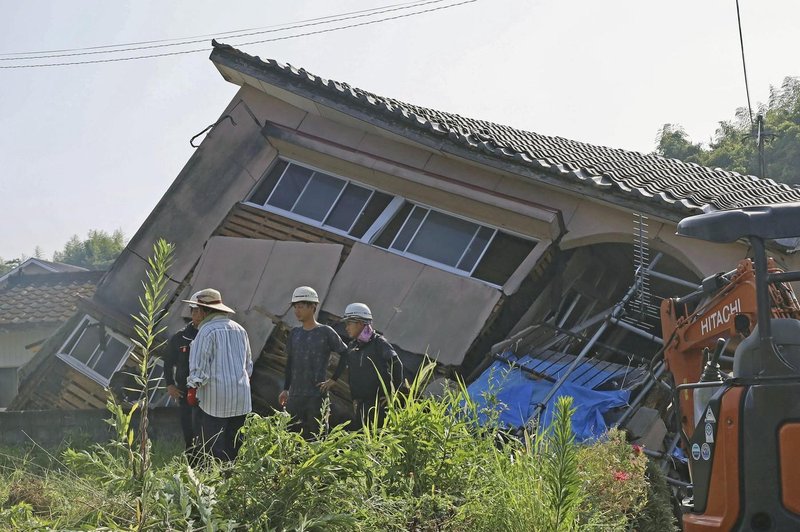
left=0, top=271, right=103, bottom=327
left=210, top=42, right=800, bottom=215
left=0, top=258, right=88, bottom=284
left=27, top=259, right=88, bottom=273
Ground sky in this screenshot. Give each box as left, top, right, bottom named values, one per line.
left=1, top=0, right=798, bottom=261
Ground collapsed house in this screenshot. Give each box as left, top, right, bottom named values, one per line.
left=12, top=43, right=800, bottom=448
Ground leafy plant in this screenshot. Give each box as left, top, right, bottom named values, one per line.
left=127, top=237, right=175, bottom=481
left=540, top=396, right=582, bottom=531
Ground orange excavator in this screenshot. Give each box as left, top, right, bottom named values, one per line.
left=659, top=203, right=800, bottom=530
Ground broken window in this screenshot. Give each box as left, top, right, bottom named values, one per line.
left=57, top=316, right=132, bottom=385
left=146, top=359, right=173, bottom=407
left=107, top=356, right=172, bottom=407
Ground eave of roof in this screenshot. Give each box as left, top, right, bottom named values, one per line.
left=0, top=258, right=88, bottom=284
left=209, top=41, right=800, bottom=222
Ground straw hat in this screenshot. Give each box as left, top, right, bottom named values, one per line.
left=182, top=288, right=235, bottom=314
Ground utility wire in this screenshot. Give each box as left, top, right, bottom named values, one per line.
left=0, top=0, right=477, bottom=69
left=0, top=0, right=433, bottom=57
left=735, top=0, right=754, bottom=127
left=1, top=0, right=449, bottom=61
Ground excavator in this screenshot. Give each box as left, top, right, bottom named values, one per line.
left=659, top=203, right=800, bottom=531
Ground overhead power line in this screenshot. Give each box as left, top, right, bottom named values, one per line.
left=735, top=0, right=754, bottom=127
left=0, top=0, right=436, bottom=57
left=0, top=0, right=477, bottom=69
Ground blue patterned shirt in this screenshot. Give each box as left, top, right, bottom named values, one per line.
left=187, top=313, right=253, bottom=417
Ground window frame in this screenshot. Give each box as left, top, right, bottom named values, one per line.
left=146, top=357, right=174, bottom=407
left=384, top=203, right=499, bottom=276
left=245, top=158, right=538, bottom=287
left=56, top=315, right=133, bottom=386
left=244, top=159, right=389, bottom=241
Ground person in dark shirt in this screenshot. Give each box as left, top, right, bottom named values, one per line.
left=321, top=302, right=404, bottom=430
left=279, top=286, right=347, bottom=438
left=163, top=313, right=200, bottom=453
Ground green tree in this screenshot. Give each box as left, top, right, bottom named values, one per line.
left=53, top=229, right=126, bottom=270
left=655, top=76, right=800, bottom=184
left=654, top=124, right=704, bottom=164
left=0, top=258, right=21, bottom=276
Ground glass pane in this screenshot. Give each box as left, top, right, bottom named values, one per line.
left=148, top=363, right=166, bottom=403
left=325, top=183, right=372, bottom=231
left=293, top=172, right=345, bottom=221
left=472, top=232, right=537, bottom=285
left=267, top=164, right=313, bottom=211
left=457, top=226, right=496, bottom=272
left=407, top=210, right=478, bottom=267
left=391, top=206, right=427, bottom=252
left=93, top=337, right=129, bottom=380
left=62, top=320, right=89, bottom=354
left=68, top=324, right=102, bottom=365
left=350, top=191, right=393, bottom=238
left=249, top=160, right=288, bottom=206
left=148, top=361, right=165, bottom=385
left=374, top=202, right=412, bottom=248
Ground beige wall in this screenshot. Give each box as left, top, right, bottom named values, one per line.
left=0, top=326, right=57, bottom=368
left=0, top=325, right=58, bottom=407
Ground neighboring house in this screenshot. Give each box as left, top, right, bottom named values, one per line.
left=11, top=41, right=800, bottom=414
left=0, top=262, right=102, bottom=407
left=0, top=258, right=87, bottom=286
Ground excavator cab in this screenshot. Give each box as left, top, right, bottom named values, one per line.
left=673, top=203, right=800, bottom=531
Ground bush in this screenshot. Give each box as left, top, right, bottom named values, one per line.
left=0, top=367, right=654, bottom=530
left=575, top=429, right=648, bottom=530
left=634, top=458, right=680, bottom=532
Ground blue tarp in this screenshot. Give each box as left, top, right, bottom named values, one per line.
left=467, top=359, right=630, bottom=442
left=494, top=350, right=631, bottom=389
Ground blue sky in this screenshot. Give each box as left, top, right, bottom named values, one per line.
left=1, top=0, right=798, bottom=260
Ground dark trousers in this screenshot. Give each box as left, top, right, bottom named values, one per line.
left=178, top=396, right=198, bottom=450
left=286, top=394, right=326, bottom=438
left=198, top=411, right=247, bottom=461
left=352, top=396, right=387, bottom=431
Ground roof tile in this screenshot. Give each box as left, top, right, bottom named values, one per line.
left=211, top=43, right=800, bottom=214
left=0, top=271, right=102, bottom=326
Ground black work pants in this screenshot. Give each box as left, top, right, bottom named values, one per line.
left=178, top=395, right=198, bottom=450
left=352, top=396, right=387, bottom=431
left=198, top=410, right=246, bottom=461
left=286, top=393, right=327, bottom=439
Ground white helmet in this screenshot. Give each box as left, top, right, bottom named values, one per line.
left=344, top=302, right=372, bottom=321
left=291, top=286, right=319, bottom=304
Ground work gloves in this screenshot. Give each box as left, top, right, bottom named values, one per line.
left=186, top=387, right=199, bottom=407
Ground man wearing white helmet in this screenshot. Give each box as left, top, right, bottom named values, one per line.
left=279, top=286, right=347, bottom=437
left=320, top=302, right=404, bottom=430
left=185, top=288, right=253, bottom=461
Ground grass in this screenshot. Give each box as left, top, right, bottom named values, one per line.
left=0, top=369, right=673, bottom=531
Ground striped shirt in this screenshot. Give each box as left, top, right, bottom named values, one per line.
left=187, top=313, right=253, bottom=418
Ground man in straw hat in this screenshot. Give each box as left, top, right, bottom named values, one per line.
left=185, top=288, right=253, bottom=461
